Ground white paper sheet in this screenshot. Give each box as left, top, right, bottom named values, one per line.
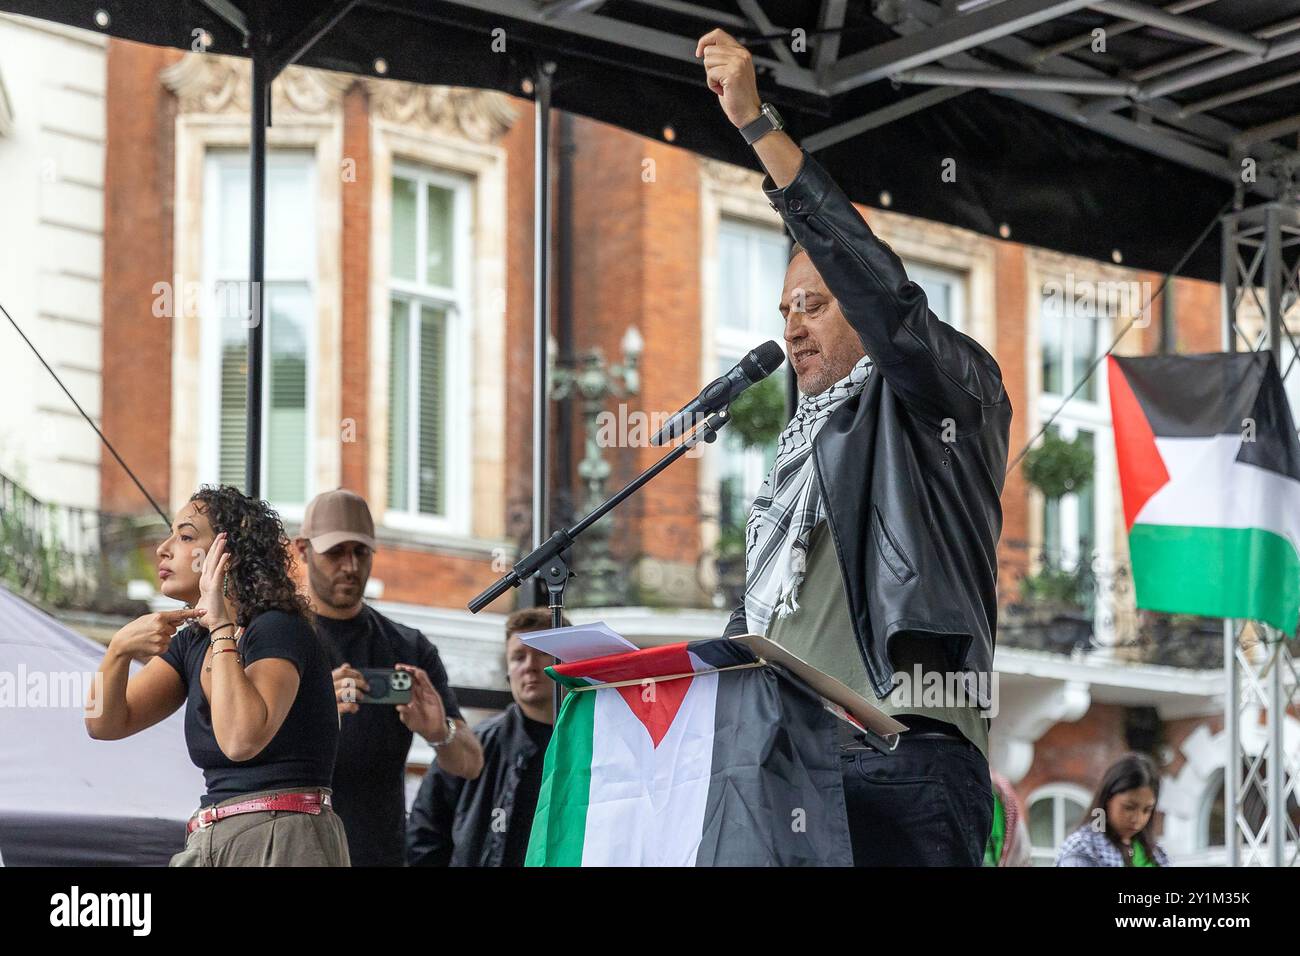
left=518, top=621, right=639, bottom=662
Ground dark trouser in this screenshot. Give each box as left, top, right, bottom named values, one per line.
left=170, top=787, right=351, bottom=867
left=840, top=720, right=993, bottom=866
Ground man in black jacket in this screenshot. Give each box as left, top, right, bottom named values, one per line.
left=406, top=608, right=564, bottom=866
left=699, top=29, right=1011, bottom=866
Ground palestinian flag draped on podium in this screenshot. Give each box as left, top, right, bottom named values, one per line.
left=524, top=638, right=854, bottom=866
left=1108, top=352, right=1300, bottom=634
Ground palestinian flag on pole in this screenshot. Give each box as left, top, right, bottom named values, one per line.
left=1109, top=352, right=1300, bottom=634
left=525, top=638, right=852, bottom=866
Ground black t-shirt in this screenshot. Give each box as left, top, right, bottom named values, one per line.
left=501, top=715, right=553, bottom=868
left=314, top=607, right=462, bottom=867
left=160, top=609, right=339, bottom=806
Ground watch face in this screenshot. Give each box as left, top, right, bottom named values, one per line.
left=764, top=104, right=784, bottom=129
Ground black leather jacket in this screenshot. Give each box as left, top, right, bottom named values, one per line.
left=725, top=149, right=1011, bottom=700
left=405, top=703, right=541, bottom=867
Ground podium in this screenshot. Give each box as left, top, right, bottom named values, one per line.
left=524, top=633, right=905, bottom=867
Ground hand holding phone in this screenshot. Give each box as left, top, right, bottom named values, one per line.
left=358, top=667, right=413, bottom=705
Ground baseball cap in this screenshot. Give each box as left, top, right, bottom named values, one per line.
left=300, top=488, right=377, bottom=552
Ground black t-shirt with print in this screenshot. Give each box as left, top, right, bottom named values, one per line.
left=160, top=609, right=339, bottom=807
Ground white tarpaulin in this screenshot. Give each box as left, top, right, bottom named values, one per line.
left=0, top=585, right=201, bottom=865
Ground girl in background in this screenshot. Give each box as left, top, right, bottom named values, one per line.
left=1057, top=753, right=1169, bottom=867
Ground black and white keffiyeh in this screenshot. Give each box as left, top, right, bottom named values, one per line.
left=743, top=354, right=873, bottom=635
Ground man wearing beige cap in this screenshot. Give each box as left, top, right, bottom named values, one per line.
left=295, top=489, right=483, bottom=866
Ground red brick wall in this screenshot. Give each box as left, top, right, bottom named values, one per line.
left=100, top=40, right=183, bottom=516
left=994, top=242, right=1031, bottom=593
left=372, top=547, right=507, bottom=609
left=629, top=137, right=704, bottom=562
left=1133, top=269, right=1159, bottom=355
left=1173, top=275, right=1223, bottom=353
left=1130, top=270, right=1222, bottom=356
left=339, top=82, right=371, bottom=497
left=289, top=544, right=510, bottom=612
left=1015, top=703, right=1130, bottom=802
left=566, top=118, right=704, bottom=566
left=503, top=96, right=536, bottom=546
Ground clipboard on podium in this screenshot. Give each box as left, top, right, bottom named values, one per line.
left=521, top=623, right=907, bottom=753
left=642, top=631, right=905, bottom=753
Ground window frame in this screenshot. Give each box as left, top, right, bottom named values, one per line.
left=198, top=148, right=318, bottom=520
left=382, top=160, right=473, bottom=536
left=713, top=214, right=788, bottom=536
left=1026, top=782, right=1093, bottom=866
left=1034, top=282, right=1117, bottom=642
left=903, top=259, right=967, bottom=334
left=1197, top=767, right=1226, bottom=851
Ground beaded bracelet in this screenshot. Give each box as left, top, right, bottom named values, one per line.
left=205, top=647, right=243, bottom=672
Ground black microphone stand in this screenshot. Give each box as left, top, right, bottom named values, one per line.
left=468, top=408, right=732, bottom=715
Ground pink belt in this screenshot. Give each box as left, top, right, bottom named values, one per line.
left=188, top=791, right=330, bottom=834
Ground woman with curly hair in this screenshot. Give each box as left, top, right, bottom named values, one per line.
left=86, top=485, right=349, bottom=866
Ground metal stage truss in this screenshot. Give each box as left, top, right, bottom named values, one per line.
left=1221, top=199, right=1300, bottom=866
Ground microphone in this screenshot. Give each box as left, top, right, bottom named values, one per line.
left=650, top=340, right=786, bottom=446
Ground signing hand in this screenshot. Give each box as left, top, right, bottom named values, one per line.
left=696, top=28, right=762, bottom=129
left=107, top=608, right=207, bottom=662
left=196, top=531, right=235, bottom=631
left=395, top=664, right=449, bottom=743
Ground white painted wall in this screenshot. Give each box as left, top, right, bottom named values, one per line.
left=0, top=15, right=106, bottom=509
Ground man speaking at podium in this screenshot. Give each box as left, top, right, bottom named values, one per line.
left=698, top=29, right=1011, bottom=866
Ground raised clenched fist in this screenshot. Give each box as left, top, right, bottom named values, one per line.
left=696, top=28, right=762, bottom=131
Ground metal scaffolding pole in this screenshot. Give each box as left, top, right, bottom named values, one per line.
left=531, top=63, right=565, bottom=719
left=1220, top=197, right=1239, bottom=865
left=239, top=2, right=358, bottom=498
left=1264, top=204, right=1287, bottom=868
left=1221, top=199, right=1300, bottom=866
left=246, top=41, right=268, bottom=497
left=533, top=63, right=556, bottom=556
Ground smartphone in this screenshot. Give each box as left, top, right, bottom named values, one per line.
left=358, top=667, right=413, bottom=705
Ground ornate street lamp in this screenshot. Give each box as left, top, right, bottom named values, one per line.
left=548, top=326, right=642, bottom=606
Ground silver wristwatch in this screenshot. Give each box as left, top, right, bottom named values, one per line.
left=431, top=717, right=457, bottom=749
left=741, top=103, right=784, bottom=145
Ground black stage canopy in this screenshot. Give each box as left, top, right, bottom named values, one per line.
left=6, top=0, right=1300, bottom=281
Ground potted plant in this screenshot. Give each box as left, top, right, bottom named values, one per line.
left=727, top=374, right=786, bottom=449
left=1014, top=431, right=1097, bottom=650
left=1022, top=430, right=1094, bottom=500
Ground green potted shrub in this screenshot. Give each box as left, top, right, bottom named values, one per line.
left=1016, top=431, right=1097, bottom=650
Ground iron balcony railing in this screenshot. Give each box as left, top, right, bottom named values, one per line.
left=0, top=471, right=158, bottom=616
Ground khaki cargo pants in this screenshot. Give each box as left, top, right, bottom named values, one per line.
left=170, top=787, right=351, bottom=867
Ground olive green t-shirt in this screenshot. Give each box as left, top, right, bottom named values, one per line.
left=763, top=520, right=989, bottom=760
